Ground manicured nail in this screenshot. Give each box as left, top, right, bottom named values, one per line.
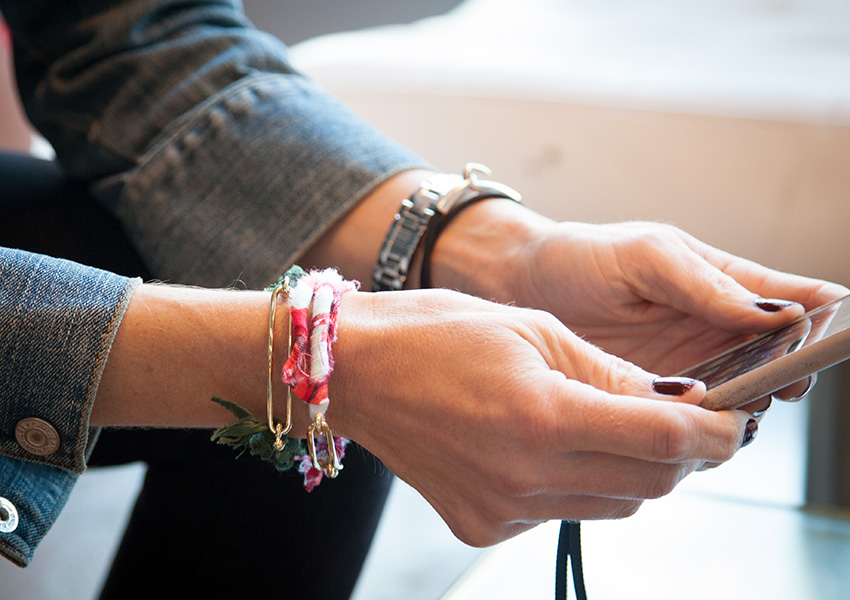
left=742, top=419, right=759, bottom=447
left=755, top=298, right=796, bottom=313
left=651, top=376, right=698, bottom=396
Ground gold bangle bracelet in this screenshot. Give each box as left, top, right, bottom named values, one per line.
left=267, top=277, right=293, bottom=450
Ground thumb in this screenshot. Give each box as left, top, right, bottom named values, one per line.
left=652, top=234, right=806, bottom=333
left=541, top=318, right=707, bottom=406
left=597, top=352, right=708, bottom=407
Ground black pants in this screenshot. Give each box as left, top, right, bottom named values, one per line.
left=1, top=151, right=393, bottom=599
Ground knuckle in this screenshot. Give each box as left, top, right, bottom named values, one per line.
left=631, top=227, right=674, bottom=253
left=654, top=412, right=697, bottom=462
left=602, top=357, right=643, bottom=395
left=451, top=521, right=499, bottom=548
left=719, top=434, right=741, bottom=462
left=449, top=504, right=513, bottom=548
left=613, top=500, right=643, bottom=520
left=491, top=464, right=539, bottom=499
left=513, top=397, right=565, bottom=454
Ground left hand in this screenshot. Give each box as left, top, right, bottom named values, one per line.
left=434, top=201, right=848, bottom=375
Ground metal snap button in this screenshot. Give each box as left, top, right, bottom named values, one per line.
left=0, top=497, right=19, bottom=533
left=15, top=418, right=60, bottom=457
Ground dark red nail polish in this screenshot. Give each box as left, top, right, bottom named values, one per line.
left=651, top=376, right=698, bottom=396
left=742, top=419, right=759, bottom=447
left=755, top=298, right=796, bottom=312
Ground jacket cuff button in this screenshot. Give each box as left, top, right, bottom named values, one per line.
left=15, top=418, right=60, bottom=456
left=0, top=497, right=19, bottom=533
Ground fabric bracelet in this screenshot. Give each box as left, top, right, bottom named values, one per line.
left=281, top=268, right=357, bottom=419
left=282, top=268, right=358, bottom=484
left=210, top=265, right=356, bottom=491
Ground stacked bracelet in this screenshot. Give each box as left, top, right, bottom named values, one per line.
left=282, top=268, right=358, bottom=481
left=372, top=163, right=522, bottom=292
left=211, top=265, right=357, bottom=491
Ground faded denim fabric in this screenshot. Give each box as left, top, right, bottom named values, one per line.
left=0, top=0, right=427, bottom=567
left=1, top=0, right=428, bottom=288
left=0, top=249, right=139, bottom=566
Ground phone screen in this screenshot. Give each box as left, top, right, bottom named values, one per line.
left=679, top=294, right=850, bottom=396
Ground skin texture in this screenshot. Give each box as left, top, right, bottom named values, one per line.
left=328, top=289, right=746, bottom=546
left=93, top=169, right=849, bottom=548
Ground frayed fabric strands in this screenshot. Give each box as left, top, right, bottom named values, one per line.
left=282, top=269, right=357, bottom=419
left=296, top=435, right=349, bottom=492
left=210, top=266, right=356, bottom=490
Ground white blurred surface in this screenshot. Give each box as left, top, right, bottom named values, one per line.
left=291, top=0, right=850, bottom=286
left=444, top=492, right=850, bottom=600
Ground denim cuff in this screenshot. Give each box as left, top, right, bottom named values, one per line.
left=94, top=73, right=428, bottom=289
left=0, top=248, right=140, bottom=473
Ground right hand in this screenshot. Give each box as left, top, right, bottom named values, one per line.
left=327, top=289, right=750, bottom=547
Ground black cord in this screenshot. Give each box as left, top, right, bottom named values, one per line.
left=556, top=521, right=587, bottom=600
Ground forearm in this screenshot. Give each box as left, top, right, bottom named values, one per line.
left=92, top=283, right=313, bottom=433
left=297, top=168, right=548, bottom=294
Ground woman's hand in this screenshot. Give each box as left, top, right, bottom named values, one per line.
left=328, top=289, right=750, bottom=546
left=431, top=200, right=849, bottom=375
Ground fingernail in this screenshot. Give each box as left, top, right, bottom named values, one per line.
left=742, top=419, right=759, bottom=448
left=755, top=298, right=796, bottom=313
left=790, top=373, right=817, bottom=402
left=651, top=376, right=698, bottom=396
left=752, top=397, right=772, bottom=420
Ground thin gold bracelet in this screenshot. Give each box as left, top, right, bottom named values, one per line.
left=267, top=277, right=293, bottom=450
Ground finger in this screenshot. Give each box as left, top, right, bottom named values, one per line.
left=434, top=493, right=645, bottom=547
left=528, top=329, right=744, bottom=463
left=410, top=456, right=648, bottom=547
left=532, top=316, right=709, bottom=406
left=679, top=231, right=849, bottom=319
left=518, top=495, right=645, bottom=523
left=540, top=452, right=699, bottom=501
left=648, top=243, right=806, bottom=332
left=740, top=395, right=772, bottom=418
left=441, top=472, right=648, bottom=533
left=627, top=226, right=846, bottom=338
left=773, top=373, right=817, bottom=402
left=547, top=374, right=749, bottom=464
left=608, top=225, right=801, bottom=332
left=707, top=249, right=850, bottom=312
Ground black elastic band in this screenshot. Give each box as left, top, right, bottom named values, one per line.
left=556, top=521, right=587, bottom=600
left=419, top=193, right=513, bottom=289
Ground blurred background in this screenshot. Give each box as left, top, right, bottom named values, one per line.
left=2, top=1, right=849, bottom=598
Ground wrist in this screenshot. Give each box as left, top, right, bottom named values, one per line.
left=425, top=198, right=552, bottom=301
left=371, top=164, right=523, bottom=292
left=296, top=169, right=435, bottom=285
left=323, top=290, right=377, bottom=441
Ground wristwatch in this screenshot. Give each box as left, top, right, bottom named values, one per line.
left=371, top=163, right=522, bottom=291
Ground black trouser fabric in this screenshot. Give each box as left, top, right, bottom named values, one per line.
left=0, top=151, right=393, bottom=599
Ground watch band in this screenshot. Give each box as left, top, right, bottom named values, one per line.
left=371, top=163, right=521, bottom=292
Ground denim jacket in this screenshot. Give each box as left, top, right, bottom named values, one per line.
left=0, top=0, right=426, bottom=566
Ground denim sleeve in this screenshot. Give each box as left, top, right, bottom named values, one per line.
left=0, top=247, right=140, bottom=566
left=1, top=0, right=430, bottom=288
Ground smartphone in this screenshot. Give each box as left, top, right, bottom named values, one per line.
left=677, top=294, right=850, bottom=411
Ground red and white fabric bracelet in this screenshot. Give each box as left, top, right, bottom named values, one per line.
left=281, top=268, right=358, bottom=480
